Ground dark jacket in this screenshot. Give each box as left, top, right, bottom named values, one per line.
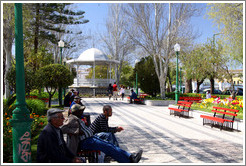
left=64, top=94, right=71, bottom=107
left=36, top=123, right=75, bottom=163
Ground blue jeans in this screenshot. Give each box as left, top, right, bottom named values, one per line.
left=79, top=136, right=131, bottom=163
left=94, top=132, right=119, bottom=147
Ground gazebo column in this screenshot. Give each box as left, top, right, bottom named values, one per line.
left=76, top=64, right=79, bottom=86
left=93, top=63, right=95, bottom=86
left=109, top=63, right=112, bottom=83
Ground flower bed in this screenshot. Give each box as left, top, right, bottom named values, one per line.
left=191, top=97, right=243, bottom=120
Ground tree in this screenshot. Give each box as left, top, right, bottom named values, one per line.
left=6, top=64, right=37, bottom=95
left=123, top=3, right=200, bottom=98
left=3, top=3, right=32, bottom=98
left=119, top=62, right=134, bottom=88
left=36, top=64, right=74, bottom=107
left=135, top=57, right=160, bottom=96
left=101, top=4, right=135, bottom=85
left=206, top=3, right=243, bottom=64
left=182, top=45, right=208, bottom=93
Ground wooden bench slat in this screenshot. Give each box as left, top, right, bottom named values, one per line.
left=212, top=110, right=237, bottom=116
left=213, top=106, right=239, bottom=112
left=200, top=115, right=225, bottom=123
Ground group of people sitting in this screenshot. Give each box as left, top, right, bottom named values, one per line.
left=36, top=102, right=143, bottom=163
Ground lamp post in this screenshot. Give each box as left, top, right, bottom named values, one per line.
left=63, top=57, right=67, bottom=97
left=9, top=3, right=33, bottom=163
left=135, top=59, right=140, bottom=95
left=180, top=67, right=182, bottom=94
left=174, top=43, right=180, bottom=104
left=58, top=40, right=64, bottom=106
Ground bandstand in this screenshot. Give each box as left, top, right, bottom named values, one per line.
left=66, top=48, right=119, bottom=95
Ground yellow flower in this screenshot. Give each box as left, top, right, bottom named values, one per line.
left=200, top=106, right=203, bottom=109
left=8, top=130, right=12, bottom=133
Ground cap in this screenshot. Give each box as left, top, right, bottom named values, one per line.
left=71, top=104, right=85, bottom=113
left=47, top=108, right=64, bottom=117
left=74, top=96, right=81, bottom=99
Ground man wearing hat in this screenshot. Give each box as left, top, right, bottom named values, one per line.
left=61, top=104, right=143, bottom=163
left=36, top=108, right=83, bottom=163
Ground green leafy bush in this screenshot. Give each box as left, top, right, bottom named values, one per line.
left=26, top=99, right=47, bottom=115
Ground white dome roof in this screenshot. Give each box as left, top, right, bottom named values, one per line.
left=66, top=48, right=119, bottom=65
left=77, top=48, right=109, bottom=61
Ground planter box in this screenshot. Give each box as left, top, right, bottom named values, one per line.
left=144, top=100, right=175, bottom=106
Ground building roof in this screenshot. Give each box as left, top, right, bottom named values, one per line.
left=66, top=48, right=119, bottom=65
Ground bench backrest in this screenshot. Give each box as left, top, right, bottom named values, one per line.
left=177, top=101, right=192, bottom=108
left=180, top=97, right=202, bottom=101
left=212, top=106, right=239, bottom=121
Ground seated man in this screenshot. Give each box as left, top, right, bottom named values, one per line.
left=36, top=108, right=83, bottom=163
left=61, top=104, right=143, bottom=163
left=89, top=105, right=123, bottom=147
left=130, top=89, right=137, bottom=103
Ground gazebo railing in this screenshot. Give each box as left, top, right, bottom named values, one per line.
left=73, top=78, right=114, bottom=87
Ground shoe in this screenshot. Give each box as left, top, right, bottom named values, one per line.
left=130, top=149, right=143, bottom=163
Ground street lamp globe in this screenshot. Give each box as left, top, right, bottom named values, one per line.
left=174, top=43, right=180, bottom=52
left=63, top=57, right=67, bottom=63
left=58, top=40, right=64, bottom=48
left=135, top=59, right=140, bottom=64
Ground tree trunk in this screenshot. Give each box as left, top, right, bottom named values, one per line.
left=196, top=80, right=204, bottom=93
left=4, top=40, right=13, bottom=99
left=210, top=77, right=215, bottom=94
left=185, top=78, right=192, bottom=93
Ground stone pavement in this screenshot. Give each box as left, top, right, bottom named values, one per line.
left=66, top=98, right=244, bottom=164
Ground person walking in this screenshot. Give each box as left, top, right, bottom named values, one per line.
left=107, top=83, right=113, bottom=100
left=112, top=82, right=118, bottom=100
left=119, top=85, right=125, bottom=100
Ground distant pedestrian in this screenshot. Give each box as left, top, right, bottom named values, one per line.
left=64, top=92, right=72, bottom=107
left=129, top=89, right=137, bottom=104
left=112, top=82, right=118, bottom=100
left=206, top=90, right=211, bottom=99
left=107, top=83, right=113, bottom=100
left=119, top=85, right=125, bottom=100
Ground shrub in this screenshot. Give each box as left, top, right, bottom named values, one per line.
left=26, top=99, right=47, bottom=116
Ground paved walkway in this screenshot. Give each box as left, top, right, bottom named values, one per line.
left=67, top=98, right=244, bottom=164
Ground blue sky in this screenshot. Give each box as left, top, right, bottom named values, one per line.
left=71, top=2, right=219, bottom=52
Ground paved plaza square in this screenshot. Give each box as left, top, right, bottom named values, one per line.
left=69, top=98, right=244, bottom=164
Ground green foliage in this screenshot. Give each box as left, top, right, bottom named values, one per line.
left=3, top=95, right=48, bottom=163
left=29, top=89, right=49, bottom=99
left=25, top=3, right=89, bottom=53
left=26, top=99, right=47, bottom=115
left=25, top=46, right=54, bottom=72
left=135, top=56, right=160, bottom=96
left=206, top=3, right=243, bottom=64
left=119, top=62, right=134, bottom=87
left=37, top=64, right=74, bottom=89
left=6, top=64, right=39, bottom=94
left=36, top=64, right=74, bottom=107
left=86, top=65, right=108, bottom=79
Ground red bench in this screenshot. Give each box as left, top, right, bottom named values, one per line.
left=200, top=106, right=239, bottom=130
left=168, top=101, right=193, bottom=117
left=126, top=96, right=144, bottom=104
left=179, top=97, right=202, bottom=103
